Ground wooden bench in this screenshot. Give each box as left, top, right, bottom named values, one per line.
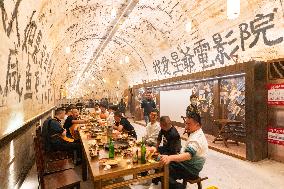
left=35, top=126, right=74, bottom=174
left=36, top=125, right=73, bottom=162
left=34, top=136, right=81, bottom=189
left=183, top=176, right=208, bottom=189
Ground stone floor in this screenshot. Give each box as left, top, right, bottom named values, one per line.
left=20, top=121, right=284, bottom=189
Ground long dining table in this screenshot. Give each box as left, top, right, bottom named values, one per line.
left=79, top=126, right=169, bottom=189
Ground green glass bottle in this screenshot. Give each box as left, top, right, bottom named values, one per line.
left=141, top=142, right=146, bottom=164
left=109, top=138, right=114, bottom=159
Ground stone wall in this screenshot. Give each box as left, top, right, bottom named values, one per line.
left=0, top=111, right=53, bottom=189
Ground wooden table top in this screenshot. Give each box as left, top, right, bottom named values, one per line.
left=79, top=129, right=163, bottom=182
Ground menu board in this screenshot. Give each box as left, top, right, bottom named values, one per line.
left=268, top=127, right=284, bottom=146
left=267, top=83, right=284, bottom=105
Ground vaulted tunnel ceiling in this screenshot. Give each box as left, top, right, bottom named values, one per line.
left=35, top=0, right=283, bottom=98
left=40, top=0, right=202, bottom=98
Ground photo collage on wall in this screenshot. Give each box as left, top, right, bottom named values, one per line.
left=220, top=76, right=245, bottom=123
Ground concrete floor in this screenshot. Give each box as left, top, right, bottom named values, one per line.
left=20, top=122, right=284, bottom=189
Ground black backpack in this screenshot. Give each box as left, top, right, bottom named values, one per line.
left=41, top=116, right=52, bottom=152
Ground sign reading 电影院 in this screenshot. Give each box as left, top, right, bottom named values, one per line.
left=268, top=127, right=284, bottom=146
left=152, top=8, right=283, bottom=77
left=267, top=84, right=284, bottom=106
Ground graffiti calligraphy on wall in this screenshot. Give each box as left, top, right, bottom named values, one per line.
left=0, top=0, right=54, bottom=105
left=153, top=8, right=283, bottom=76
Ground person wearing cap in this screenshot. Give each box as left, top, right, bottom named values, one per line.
left=159, top=112, right=208, bottom=189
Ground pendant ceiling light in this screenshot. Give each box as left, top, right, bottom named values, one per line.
left=111, top=0, right=116, bottom=19
left=227, top=0, right=240, bottom=20
left=185, top=20, right=192, bottom=32
left=125, top=55, right=129, bottom=63
left=65, top=46, right=71, bottom=54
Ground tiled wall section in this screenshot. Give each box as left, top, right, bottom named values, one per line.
left=0, top=114, right=51, bottom=189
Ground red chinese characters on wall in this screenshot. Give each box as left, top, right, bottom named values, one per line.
left=267, top=83, right=284, bottom=106
left=268, top=127, right=284, bottom=146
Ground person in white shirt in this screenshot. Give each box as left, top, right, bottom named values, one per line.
left=160, top=112, right=208, bottom=189
left=92, top=103, right=101, bottom=119
left=143, top=110, right=160, bottom=146
left=107, top=105, right=117, bottom=125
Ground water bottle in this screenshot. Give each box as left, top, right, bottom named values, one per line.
left=108, top=138, right=114, bottom=159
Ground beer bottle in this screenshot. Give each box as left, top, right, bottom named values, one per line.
left=141, top=142, right=146, bottom=164
left=109, top=138, right=114, bottom=159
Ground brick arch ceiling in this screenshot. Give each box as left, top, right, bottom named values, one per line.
left=42, top=0, right=199, bottom=97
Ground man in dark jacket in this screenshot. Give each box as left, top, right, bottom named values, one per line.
left=141, top=92, right=156, bottom=125
left=42, top=108, right=82, bottom=162
left=113, top=111, right=137, bottom=139
left=156, top=116, right=181, bottom=155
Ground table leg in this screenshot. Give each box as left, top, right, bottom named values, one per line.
left=161, top=164, right=169, bottom=189
left=133, top=173, right=138, bottom=179
left=213, top=123, right=223, bottom=143
left=235, top=140, right=239, bottom=146
left=82, top=153, right=87, bottom=181
left=223, top=137, right=229, bottom=148
left=94, top=180, right=102, bottom=189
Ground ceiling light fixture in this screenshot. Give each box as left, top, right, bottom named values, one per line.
left=125, top=55, right=129, bottom=63
left=103, top=78, right=106, bottom=83
left=117, top=81, right=120, bottom=85
left=65, top=46, right=71, bottom=54
left=111, top=0, right=116, bottom=19
left=111, top=8, right=117, bottom=19
left=185, top=20, right=192, bottom=32
left=227, top=0, right=240, bottom=20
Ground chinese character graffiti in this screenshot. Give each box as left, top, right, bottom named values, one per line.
left=152, top=9, right=283, bottom=76
left=179, top=46, right=195, bottom=73
left=161, top=56, right=171, bottom=75
left=194, top=39, right=211, bottom=69
left=170, top=52, right=183, bottom=75
left=4, top=48, right=23, bottom=102
left=249, top=8, right=283, bottom=48
left=212, top=33, right=231, bottom=65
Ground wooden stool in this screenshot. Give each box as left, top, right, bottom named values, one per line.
left=183, top=176, right=208, bottom=189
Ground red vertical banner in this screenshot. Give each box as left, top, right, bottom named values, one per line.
left=267, top=127, right=284, bottom=146
left=267, top=83, right=284, bottom=105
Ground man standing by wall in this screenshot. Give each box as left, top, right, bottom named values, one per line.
left=141, top=92, right=156, bottom=125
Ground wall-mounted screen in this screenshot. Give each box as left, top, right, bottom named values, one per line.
left=160, top=89, right=192, bottom=123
